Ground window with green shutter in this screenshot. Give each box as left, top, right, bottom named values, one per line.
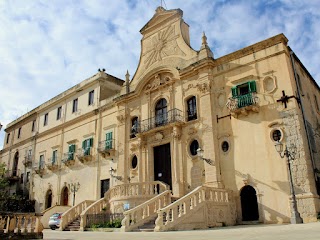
left=68, top=144, right=75, bottom=160
left=52, top=150, right=57, bottom=164
left=83, top=138, right=93, bottom=156
left=231, top=80, right=257, bottom=108
left=106, top=132, right=113, bottom=150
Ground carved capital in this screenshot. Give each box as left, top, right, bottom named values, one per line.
left=172, top=126, right=181, bottom=140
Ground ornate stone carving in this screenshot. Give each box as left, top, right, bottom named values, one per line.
left=155, top=132, right=164, bottom=140
left=188, top=127, right=197, bottom=135
left=145, top=73, right=174, bottom=92
left=184, top=82, right=211, bottom=94
left=143, top=25, right=186, bottom=68
left=172, top=126, right=181, bottom=140
left=116, top=114, right=125, bottom=124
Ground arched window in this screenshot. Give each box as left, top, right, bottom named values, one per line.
left=131, top=117, right=139, bottom=138
left=187, top=96, right=197, bottom=121
left=155, top=98, right=168, bottom=126
left=13, top=152, right=19, bottom=177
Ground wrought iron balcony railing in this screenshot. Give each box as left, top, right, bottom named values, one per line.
left=47, top=158, right=59, bottom=171
left=139, top=108, right=184, bottom=133
left=5, top=169, right=20, bottom=180
left=97, top=139, right=115, bottom=156
left=226, top=93, right=259, bottom=111
left=77, top=147, right=93, bottom=162
left=34, top=163, right=46, bottom=175
left=62, top=152, right=76, bottom=166
left=23, top=155, right=33, bottom=167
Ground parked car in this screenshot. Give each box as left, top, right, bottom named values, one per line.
left=48, top=213, right=62, bottom=230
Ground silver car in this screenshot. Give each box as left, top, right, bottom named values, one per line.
left=48, top=213, right=62, bottom=230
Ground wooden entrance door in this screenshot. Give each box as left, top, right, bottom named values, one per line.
left=240, top=185, right=259, bottom=221
left=154, top=143, right=172, bottom=189
left=62, top=187, right=69, bottom=206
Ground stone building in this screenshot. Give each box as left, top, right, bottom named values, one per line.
left=0, top=7, right=319, bottom=231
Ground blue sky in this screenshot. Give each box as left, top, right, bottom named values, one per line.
left=0, top=0, right=320, bottom=148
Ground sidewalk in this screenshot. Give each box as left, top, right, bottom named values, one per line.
left=43, top=222, right=320, bottom=240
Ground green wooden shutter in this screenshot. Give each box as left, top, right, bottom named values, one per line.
left=231, top=86, right=238, bottom=97
left=248, top=81, right=257, bottom=93
left=82, top=140, right=86, bottom=150
left=106, top=132, right=113, bottom=150
left=89, top=138, right=93, bottom=147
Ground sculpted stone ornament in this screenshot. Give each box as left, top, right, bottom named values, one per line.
left=145, top=73, right=174, bottom=92
left=143, top=25, right=186, bottom=68
left=172, top=126, right=181, bottom=140
left=116, top=114, right=125, bottom=124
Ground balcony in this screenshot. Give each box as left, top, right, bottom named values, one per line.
left=77, top=147, right=93, bottom=163
left=34, top=164, right=45, bottom=176
left=47, top=158, right=59, bottom=171
left=139, top=108, right=184, bottom=133
left=23, top=155, right=33, bottom=168
left=97, top=139, right=115, bottom=157
left=5, top=169, right=20, bottom=182
left=226, top=93, right=259, bottom=117
left=62, top=152, right=76, bottom=167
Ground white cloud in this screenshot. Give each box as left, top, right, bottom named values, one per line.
left=0, top=0, right=319, bottom=147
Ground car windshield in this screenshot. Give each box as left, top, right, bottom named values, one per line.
left=51, top=213, right=61, bottom=218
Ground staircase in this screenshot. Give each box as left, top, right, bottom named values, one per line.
left=64, top=217, right=81, bottom=231
left=136, top=220, right=156, bottom=232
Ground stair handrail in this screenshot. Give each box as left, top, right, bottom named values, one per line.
left=79, top=181, right=169, bottom=230
left=59, top=200, right=95, bottom=231
left=154, top=186, right=231, bottom=231
left=121, top=190, right=172, bottom=232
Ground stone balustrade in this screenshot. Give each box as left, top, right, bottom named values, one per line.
left=121, top=190, right=172, bottom=232
left=79, top=181, right=169, bottom=230
left=154, top=186, right=234, bottom=231
left=0, top=213, right=43, bottom=239
left=59, top=200, right=95, bottom=231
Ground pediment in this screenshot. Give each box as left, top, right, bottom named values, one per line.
left=140, top=7, right=182, bottom=35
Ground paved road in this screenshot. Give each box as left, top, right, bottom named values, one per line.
left=44, top=222, right=320, bottom=240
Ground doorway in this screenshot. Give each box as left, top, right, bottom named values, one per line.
left=154, top=143, right=172, bottom=189
left=46, top=190, right=52, bottom=209
left=61, top=187, right=69, bottom=206
left=100, top=179, right=110, bottom=198
left=240, top=185, right=259, bottom=221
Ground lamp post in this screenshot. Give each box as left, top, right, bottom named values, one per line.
left=274, top=141, right=303, bottom=224
left=68, top=182, right=80, bottom=206
left=0, top=123, right=2, bottom=131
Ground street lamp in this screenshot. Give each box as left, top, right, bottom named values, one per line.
left=68, top=182, right=80, bottom=206
left=0, top=123, right=2, bottom=131
left=274, top=141, right=303, bottom=224
left=109, top=167, right=123, bottom=181
left=196, top=147, right=215, bottom=165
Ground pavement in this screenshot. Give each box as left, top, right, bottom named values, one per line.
left=43, top=222, right=320, bottom=240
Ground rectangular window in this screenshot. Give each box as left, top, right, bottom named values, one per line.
left=39, top=155, right=45, bottom=168
left=82, top=138, right=93, bottom=156
left=52, top=150, right=58, bottom=164
left=88, top=90, right=94, bottom=105
left=57, top=106, right=62, bottom=120
left=72, top=98, right=78, bottom=113
left=106, top=132, right=113, bottom=150
left=17, top=127, right=21, bottom=139
left=6, top=133, right=10, bottom=144
left=44, top=113, right=48, bottom=126
left=32, top=120, right=36, bottom=132
left=68, top=144, right=76, bottom=160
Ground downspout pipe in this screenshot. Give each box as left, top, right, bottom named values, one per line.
left=289, top=48, right=317, bottom=186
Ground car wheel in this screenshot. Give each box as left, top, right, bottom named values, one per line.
left=50, top=226, right=56, bottom=230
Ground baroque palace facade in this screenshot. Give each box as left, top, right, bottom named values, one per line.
left=1, top=7, right=320, bottom=231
